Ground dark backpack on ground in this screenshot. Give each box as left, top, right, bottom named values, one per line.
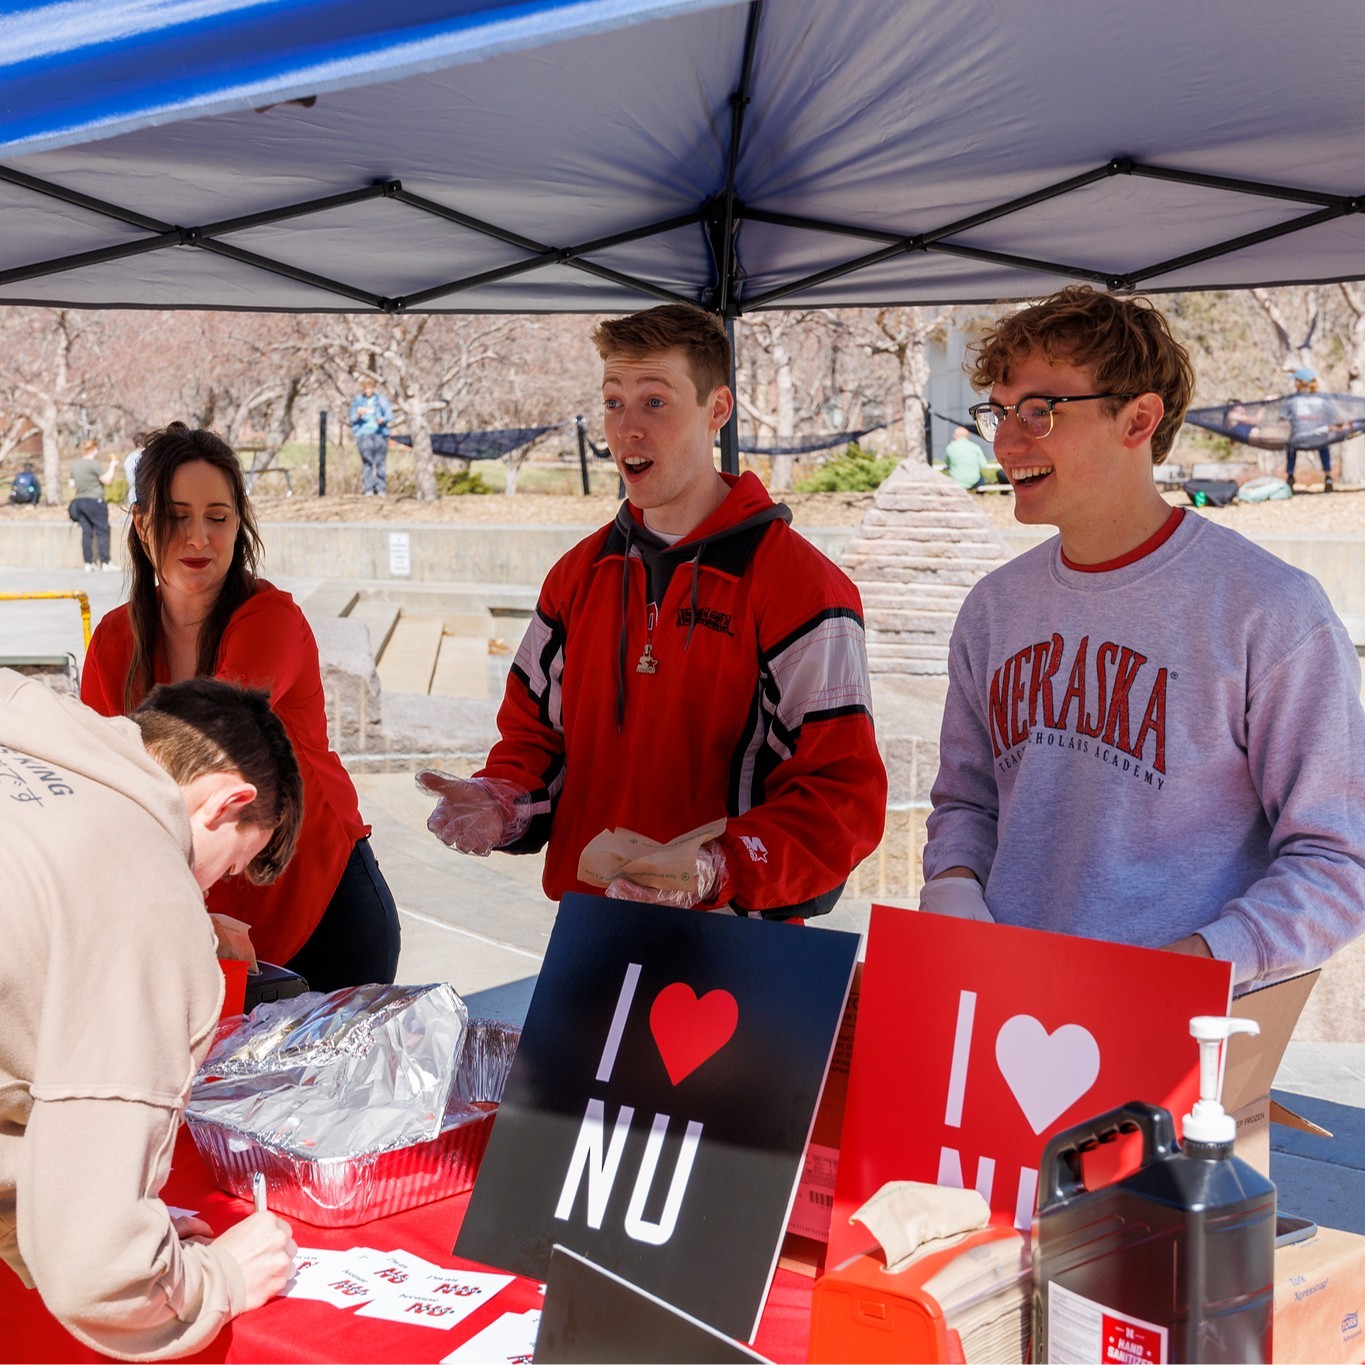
left=1182, top=478, right=1239, bottom=507
left=8, top=470, right=40, bottom=504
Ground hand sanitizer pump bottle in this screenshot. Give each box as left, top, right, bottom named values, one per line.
left=1032, top=1017, right=1276, bottom=1363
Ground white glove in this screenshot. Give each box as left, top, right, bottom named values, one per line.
left=918, top=876, right=994, bottom=923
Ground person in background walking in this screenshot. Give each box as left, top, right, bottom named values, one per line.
left=68, top=439, right=119, bottom=572
left=348, top=378, right=392, bottom=496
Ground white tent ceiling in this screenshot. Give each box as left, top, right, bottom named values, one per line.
left=1, top=0, right=1364, bottom=315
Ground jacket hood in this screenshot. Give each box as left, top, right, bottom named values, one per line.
left=611, top=470, right=792, bottom=559
left=607, top=473, right=792, bottom=729
left=0, top=669, right=192, bottom=862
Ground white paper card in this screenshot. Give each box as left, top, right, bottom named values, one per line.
left=281, top=1249, right=365, bottom=1307
left=441, top=1309, right=541, bottom=1363
left=355, top=1266, right=515, bottom=1330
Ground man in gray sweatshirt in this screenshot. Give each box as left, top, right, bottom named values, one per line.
left=923, top=285, right=1365, bottom=993
left=0, top=673, right=304, bottom=1359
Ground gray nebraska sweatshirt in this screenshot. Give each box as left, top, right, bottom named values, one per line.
left=925, top=513, right=1365, bottom=990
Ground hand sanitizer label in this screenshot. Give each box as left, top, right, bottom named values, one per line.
left=1049, top=1282, right=1168, bottom=1364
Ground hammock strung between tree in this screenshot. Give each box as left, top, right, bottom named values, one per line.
left=582, top=424, right=888, bottom=461
left=389, top=424, right=559, bottom=461
left=737, top=425, right=885, bottom=456
left=1185, top=394, right=1365, bottom=451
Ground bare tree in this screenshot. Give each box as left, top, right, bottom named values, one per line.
left=0, top=310, right=95, bottom=504
left=859, top=306, right=954, bottom=464
left=320, top=314, right=515, bottom=500
left=1251, top=287, right=1323, bottom=376
left=735, top=311, right=835, bottom=490
left=1336, top=283, right=1365, bottom=484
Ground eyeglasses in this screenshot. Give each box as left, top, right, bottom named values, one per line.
left=968, top=392, right=1137, bottom=441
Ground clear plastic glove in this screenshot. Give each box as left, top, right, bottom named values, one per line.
left=918, top=875, right=995, bottom=923
left=415, top=771, right=530, bottom=856
left=606, top=839, right=734, bottom=910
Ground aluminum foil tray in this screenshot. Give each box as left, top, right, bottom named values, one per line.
left=187, top=1018, right=519, bottom=1227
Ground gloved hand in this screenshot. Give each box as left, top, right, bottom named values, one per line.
left=918, top=875, right=994, bottom=923
left=415, top=771, right=530, bottom=856
left=606, top=839, right=734, bottom=910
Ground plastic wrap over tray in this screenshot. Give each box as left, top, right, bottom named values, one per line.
left=187, top=1017, right=520, bottom=1226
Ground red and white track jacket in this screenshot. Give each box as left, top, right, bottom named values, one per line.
left=479, top=472, right=887, bottom=916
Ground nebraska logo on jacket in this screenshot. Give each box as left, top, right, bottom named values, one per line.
left=986, top=632, right=1168, bottom=773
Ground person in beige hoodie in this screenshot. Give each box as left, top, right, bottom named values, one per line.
left=0, top=669, right=305, bottom=1360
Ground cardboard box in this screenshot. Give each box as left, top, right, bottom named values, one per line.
left=1224, top=971, right=1328, bottom=1175
left=1273, top=1225, right=1365, bottom=1364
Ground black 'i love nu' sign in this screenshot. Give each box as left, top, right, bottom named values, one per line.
left=456, top=893, right=858, bottom=1341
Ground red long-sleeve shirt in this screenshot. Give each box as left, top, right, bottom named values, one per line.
left=82, top=583, right=369, bottom=963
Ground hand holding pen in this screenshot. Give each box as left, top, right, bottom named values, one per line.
left=211, top=1169, right=298, bottom=1310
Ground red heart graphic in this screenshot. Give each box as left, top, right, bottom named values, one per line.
left=649, top=983, right=739, bottom=1085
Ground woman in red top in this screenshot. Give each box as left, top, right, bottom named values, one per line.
left=82, top=423, right=400, bottom=991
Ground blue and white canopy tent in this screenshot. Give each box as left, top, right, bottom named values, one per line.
left=4, top=0, right=1365, bottom=470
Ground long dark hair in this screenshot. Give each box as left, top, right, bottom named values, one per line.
left=122, top=423, right=264, bottom=714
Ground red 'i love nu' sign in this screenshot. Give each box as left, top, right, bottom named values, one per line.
left=828, top=907, right=1231, bottom=1267
left=457, top=893, right=859, bottom=1342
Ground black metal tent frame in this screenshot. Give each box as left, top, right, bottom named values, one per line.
left=5, top=0, right=1362, bottom=472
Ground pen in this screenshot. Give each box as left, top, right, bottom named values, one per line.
left=251, top=1170, right=266, bottom=1214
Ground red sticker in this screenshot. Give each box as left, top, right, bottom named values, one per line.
left=1103, top=1313, right=1165, bottom=1363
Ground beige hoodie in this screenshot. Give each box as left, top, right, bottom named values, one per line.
left=0, top=670, right=246, bottom=1360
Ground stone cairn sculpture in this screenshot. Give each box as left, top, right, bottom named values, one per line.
left=842, top=457, right=1009, bottom=677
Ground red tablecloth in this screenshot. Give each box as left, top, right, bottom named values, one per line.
left=2, top=1129, right=813, bottom=1363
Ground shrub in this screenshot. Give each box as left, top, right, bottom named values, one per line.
left=794, top=442, right=899, bottom=493
left=435, top=468, right=495, bottom=496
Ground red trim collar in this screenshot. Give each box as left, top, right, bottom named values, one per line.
left=1061, top=506, right=1186, bottom=573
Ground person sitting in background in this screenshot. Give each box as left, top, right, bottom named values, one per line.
left=7, top=462, right=41, bottom=505
left=0, top=671, right=302, bottom=1359
left=81, top=423, right=401, bottom=991
left=68, top=438, right=119, bottom=572
left=942, top=425, right=992, bottom=491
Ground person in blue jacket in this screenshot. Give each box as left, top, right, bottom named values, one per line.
left=348, top=378, right=393, bottom=496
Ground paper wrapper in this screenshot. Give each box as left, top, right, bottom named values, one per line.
left=209, top=913, right=258, bottom=972
left=188, top=1017, right=520, bottom=1227
left=577, top=818, right=726, bottom=892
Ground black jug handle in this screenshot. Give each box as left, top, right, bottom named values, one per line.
left=1037, top=1101, right=1179, bottom=1211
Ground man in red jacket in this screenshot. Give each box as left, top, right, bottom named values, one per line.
left=420, top=304, right=887, bottom=918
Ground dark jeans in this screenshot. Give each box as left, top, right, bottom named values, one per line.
left=1286, top=447, right=1331, bottom=480
left=71, top=497, right=110, bottom=563
left=356, top=432, right=388, bottom=494
left=285, top=837, right=401, bottom=993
